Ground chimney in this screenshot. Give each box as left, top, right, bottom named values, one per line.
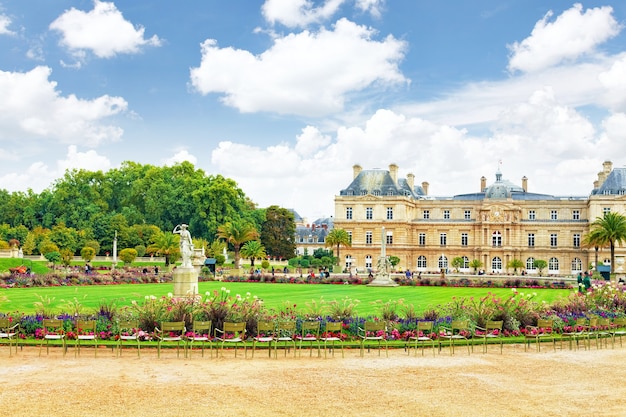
left=521, top=176, right=528, bottom=192
left=353, top=164, right=362, bottom=179
left=421, top=181, right=429, bottom=196
left=480, top=176, right=487, bottom=192
left=598, top=160, right=613, bottom=187
left=593, top=179, right=599, bottom=189
left=389, top=163, right=398, bottom=184
left=407, top=173, right=415, bottom=190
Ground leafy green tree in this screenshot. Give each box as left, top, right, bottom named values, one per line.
left=84, top=240, right=100, bottom=255
left=60, top=249, right=74, bottom=267
left=260, top=206, right=296, bottom=260
left=389, top=256, right=400, bottom=269
left=588, top=212, right=626, bottom=273
left=45, top=251, right=61, bottom=265
left=147, top=231, right=180, bottom=265
left=533, top=259, right=548, bottom=276
left=469, top=259, right=483, bottom=274
left=80, top=246, right=96, bottom=262
left=325, top=229, right=351, bottom=266
left=583, top=228, right=608, bottom=270
left=507, top=259, right=524, bottom=274
left=39, top=240, right=60, bottom=256
left=451, top=257, right=465, bottom=272
left=313, top=248, right=333, bottom=259
left=119, top=248, right=138, bottom=265
left=240, top=240, right=266, bottom=268
left=217, top=220, right=258, bottom=268
left=49, top=223, right=80, bottom=253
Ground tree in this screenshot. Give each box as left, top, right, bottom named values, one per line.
left=451, top=257, right=465, bottom=272
left=240, top=240, right=266, bottom=268
left=389, top=256, right=400, bottom=269
left=533, top=259, right=547, bottom=276
left=260, top=206, right=296, bottom=260
left=147, top=231, right=180, bottom=266
left=588, top=212, right=626, bottom=273
left=325, top=229, right=351, bottom=266
left=60, top=249, right=74, bottom=267
left=507, top=259, right=524, bottom=274
left=217, top=220, right=258, bottom=268
left=119, top=248, right=138, bottom=265
left=469, top=259, right=483, bottom=274
left=80, top=246, right=96, bottom=262
left=582, top=228, right=609, bottom=270
left=45, top=251, right=61, bottom=265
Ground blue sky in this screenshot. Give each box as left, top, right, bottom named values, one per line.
left=1, top=1, right=626, bottom=222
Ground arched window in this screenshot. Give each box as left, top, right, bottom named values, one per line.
left=571, top=258, right=582, bottom=272
left=345, top=255, right=353, bottom=270
left=526, top=257, right=535, bottom=271
left=365, top=255, right=372, bottom=269
left=492, top=231, right=502, bottom=247
left=492, top=256, right=502, bottom=271
left=462, top=256, right=470, bottom=269
left=417, top=255, right=427, bottom=269
left=548, top=257, right=559, bottom=272
left=438, top=255, right=448, bottom=270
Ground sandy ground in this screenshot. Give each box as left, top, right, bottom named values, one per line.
left=1, top=341, right=626, bottom=417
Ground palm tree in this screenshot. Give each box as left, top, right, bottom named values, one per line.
left=147, top=231, right=179, bottom=265
left=588, top=212, right=626, bottom=273
left=582, top=228, right=610, bottom=271
left=240, top=240, right=266, bottom=268
left=217, top=220, right=258, bottom=268
left=325, top=229, right=351, bottom=267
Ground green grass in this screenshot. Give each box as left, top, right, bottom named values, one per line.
left=0, top=281, right=572, bottom=316
left=0, top=258, right=49, bottom=274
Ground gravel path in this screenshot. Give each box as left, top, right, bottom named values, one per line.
left=2, top=342, right=625, bottom=416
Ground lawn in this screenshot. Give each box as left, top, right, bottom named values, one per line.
left=0, top=281, right=572, bottom=316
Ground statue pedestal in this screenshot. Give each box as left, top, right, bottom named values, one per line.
left=173, top=267, right=199, bottom=297
left=367, top=272, right=398, bottom=287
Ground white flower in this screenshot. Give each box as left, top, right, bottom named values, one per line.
left=167, top=292, right=173, bottom=298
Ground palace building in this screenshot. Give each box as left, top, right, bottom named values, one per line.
left=333, top=161, right=626, bottom=275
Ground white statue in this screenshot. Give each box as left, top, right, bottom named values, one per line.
left=173, top=224, right=194, bottom=268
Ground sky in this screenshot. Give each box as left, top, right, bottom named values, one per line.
left=1, top=1, right=626, bottom=222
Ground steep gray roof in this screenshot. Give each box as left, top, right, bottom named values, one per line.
left=339, top=169, right=425, bottom=198
left=592, top=167, right=626, bottom=195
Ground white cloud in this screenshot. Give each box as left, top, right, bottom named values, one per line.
left=262, top=0, right=346, bottom=27
left=164, top=149, right=198, bottom=166
left=0, top=146, right=111, bottom=193
left=0, top=66, right=127, bottom=146
left=49, top=0, right=161, bottom=60
left=599, top=55, right=626, bottom=112
left=294, top=126, right=332, bottom=156
left=0, top=13, right=15, bottom=35
left=355, top=0, right=385, bottom=18
left=507, top=4, right=620, bottom=73
left=190, top=18, right=407, bottom=117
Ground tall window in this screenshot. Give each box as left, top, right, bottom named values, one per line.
left=443, top=210, right=450, bottom=219
left=440, top=233, right=447, bottom=246
left=492, top=256, right=502, bottom=271
left=419, top=233, right=426, bottom=246
left=423, top=210, right=430, bottom=219
left=492, top=231, right=502, bottom=247
left=386, top=207, right=393, bottom=220
left=417, top=255, right=427, bottom=269
left=550, top=210, right=558, bottom=220
left=462, top=256, right=470, bottom=269
left=464, top=210, right=471, bottom=220
left=438, top=255, right=448, bottom=270
left=461, top=233, right=468, bottom=246
left=365, top=255, right=372, bottom=269
left=571, top=258, right=582, bottom=272
left=528, top=210, right=536, bottom=220
left=347, top=231, right=352, bottom=244
left=344, top=255, right=352, bottom=270
left=526, top=257, right=535, bottom=271
left=550, top=233, right=558, bottom=247
left=573, top=233, right=580, bottom=248
left=572, top=210, right=580, bottom=220
left=386, top=232, right=393, bottom=245
left=365, top=231, right=372, bottom=245
left=528, top=233, right=535, bottom=247
left=366, top=207, right=373, bottom=220
left=346, top=207, right=352, bottom=220
left=549, top=257, right=559, bottom=272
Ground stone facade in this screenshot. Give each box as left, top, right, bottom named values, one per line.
left=333, top=161, right=626, bottom=275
